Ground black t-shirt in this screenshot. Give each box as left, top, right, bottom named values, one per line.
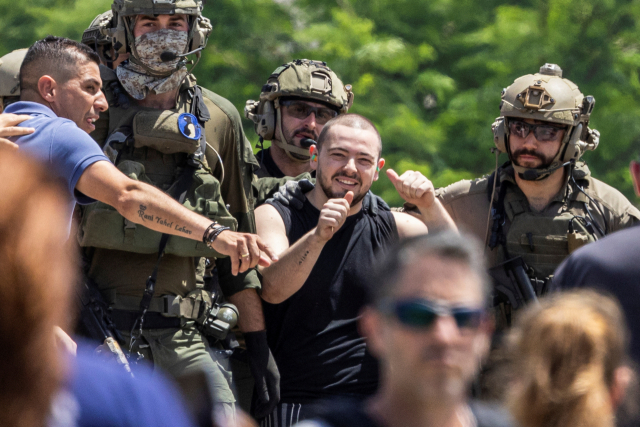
left=304, top=397, right=516, bottom=427
left=256, top=148, right=285, bottom=179
left=264, top=192, right=398, bottom=402
left=553, top=225, right=640, bottom=366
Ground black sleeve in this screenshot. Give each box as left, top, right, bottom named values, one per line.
left=266, top=199, right=292, bottom=236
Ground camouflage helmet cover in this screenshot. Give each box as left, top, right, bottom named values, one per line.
left=112, top=0, right=203, bottom=17
left=0, top=48, right=27, bottom=99
left=82, top=10, right=114, bottom=48
left=260, top=59, right=354, bottom=113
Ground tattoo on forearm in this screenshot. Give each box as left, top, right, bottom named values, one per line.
left=174, top=224, right=192, bottom=235
left=298, top=250, right=310, bottom=265
left=138, top=204, right=153, bottom=222
left=137, top=205, right=192, bottom=235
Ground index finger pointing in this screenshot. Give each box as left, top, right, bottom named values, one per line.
left=257, top=238, right=279, bottom=262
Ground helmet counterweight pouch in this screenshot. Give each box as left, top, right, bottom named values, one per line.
left=78, top=160, right=237, bottom=258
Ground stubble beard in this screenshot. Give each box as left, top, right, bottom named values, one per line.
left=317, top=168, right=369, bottom=205
left=512, top=147, right=555, bottom=169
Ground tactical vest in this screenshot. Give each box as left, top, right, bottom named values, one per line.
left=490, top=168, right=599, bottom=282
left=77, top=71, right=237, bottom=258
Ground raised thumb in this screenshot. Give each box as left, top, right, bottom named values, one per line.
left=386, top=168, right=399, bottom=184
left=344, top=191, right=354, bottom=205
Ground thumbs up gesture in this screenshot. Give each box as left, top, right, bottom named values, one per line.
left=314, top=191, right=354, bottom=242
left=386, top=169, right=436, bottom=210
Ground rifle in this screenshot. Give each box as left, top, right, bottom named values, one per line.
left=488, top=256, right=540, bottom=311
left=77, top=280, right=134, bottom=377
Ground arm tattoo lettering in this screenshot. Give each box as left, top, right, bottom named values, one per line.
left=298, top=250, right=310, bottom=265
left=174, top=224, right=193, bottom=235
left=138, top=206, right=192, bottom=235
left=138, top=204, right=154, bottom=222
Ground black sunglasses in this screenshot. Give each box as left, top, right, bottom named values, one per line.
left=379, top=298, right=486, bottom=331
left=280, top=100, right=338, bottom=125
left=508, top=120, right=566, bottom=142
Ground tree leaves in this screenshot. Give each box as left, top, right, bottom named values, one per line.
left=1, top=0, right=639, bottom=205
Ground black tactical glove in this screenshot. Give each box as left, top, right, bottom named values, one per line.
left=245, top=330, right=280, bottom=419
left=272, top=179, right=315, bottom=210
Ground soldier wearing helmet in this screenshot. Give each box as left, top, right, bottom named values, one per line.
left=0, top=48, right=27, bottom=112
left=245, top=59, right=354, bottom=178
left=77, top=0, right=273, bottom=420
left=435, top=64, right=640, bottom=331
left=0, top=49, right=34, bottom=151
left=82, top=10, right=130, bottom=69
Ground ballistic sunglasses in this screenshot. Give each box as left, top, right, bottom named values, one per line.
left=280, top=100, right=339, bottom=125
left=379, top=298, right=486, bottom=331
left=508, top=120, right=566, bottom=142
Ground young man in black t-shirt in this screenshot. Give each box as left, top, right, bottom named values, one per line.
left=254, top=114, right=457, bottom=426
left=298, top=233, right=515, bottom=427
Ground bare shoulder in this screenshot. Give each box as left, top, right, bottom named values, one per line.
left=392, top=211, right=428, bottom=239
left=255, top=203, right=286, bottom=234
left=255, top=203, right=290, bottom=254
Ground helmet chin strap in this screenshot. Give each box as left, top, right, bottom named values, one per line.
left=271, top=109, right=311, bottom=163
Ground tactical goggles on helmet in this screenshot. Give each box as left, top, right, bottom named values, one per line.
left=378, top=298, right=486, bottom=331
left=508, top=120, right=566, bottom=142
left=280, top=99, right=338, bottom=125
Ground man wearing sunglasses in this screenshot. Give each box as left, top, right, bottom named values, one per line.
left=245, top=59, right=354, bottom=179
left=435, top=63, right=640, bottom=337
left=254, top=114, right=457, bottom=426
left=297, top=232, right=513, bottom=427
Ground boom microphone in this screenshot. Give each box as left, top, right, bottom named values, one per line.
left=300, top=138, right=317, bottom=148
left=160, top=47, right=205, bottom=62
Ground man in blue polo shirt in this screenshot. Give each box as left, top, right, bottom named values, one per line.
left=4, top=35, right=275, bottom=268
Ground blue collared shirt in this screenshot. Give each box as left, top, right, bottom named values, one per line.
left=4, top=102, right=109, bottom=231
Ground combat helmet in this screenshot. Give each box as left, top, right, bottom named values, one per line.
left=0, top=48, right=27, bottom=112
left=244, top=59, right=354, bottom=161
left=492, top=63, right=600, bottom=181
left=103, top=0, right=212, bottom=77
left=82, top=10, right=116, bottom=66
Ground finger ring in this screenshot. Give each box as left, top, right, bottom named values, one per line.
left=241, top=253, right=250, bottom=258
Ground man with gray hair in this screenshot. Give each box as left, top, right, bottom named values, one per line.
left=298, top=232, right=514, bottom=427
left=254, top=113, right=456, bottom=425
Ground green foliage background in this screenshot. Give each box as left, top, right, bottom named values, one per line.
left=2, top=0, right=640, bottom=206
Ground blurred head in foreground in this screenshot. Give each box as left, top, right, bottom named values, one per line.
left=360, top=231, right=493, bottom=405
left=507, top=290, right=639, bottom=427
left=0, top=151, right=75, bottom=427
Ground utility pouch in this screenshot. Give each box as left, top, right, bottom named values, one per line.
left=166, top=289, right=238, bottom=341
left=163, top=289, right=212, bottom=324
left=77, top=160, right=237, bottom=257
left=133, top=110, right=200, bottom=155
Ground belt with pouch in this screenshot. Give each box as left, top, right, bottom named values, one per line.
left=111, top=293, right=208, bottom=331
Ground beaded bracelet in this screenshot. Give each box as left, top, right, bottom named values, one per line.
left=203, top=222, right=231, bottom=249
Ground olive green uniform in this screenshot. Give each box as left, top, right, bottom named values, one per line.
left=79, top=66, right=260, bottom=406
left=438, top=161, right=640, bottom=326
left=438, top=161, right=640, bottom=398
